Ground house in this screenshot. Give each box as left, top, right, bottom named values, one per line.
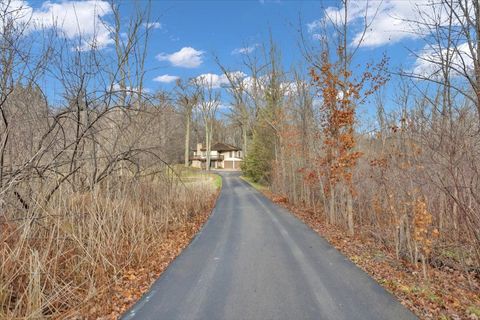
left=190, top=143, right=243, bottom=170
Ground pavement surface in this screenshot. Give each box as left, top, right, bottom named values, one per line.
left=121, top=172, right=418, bottom=320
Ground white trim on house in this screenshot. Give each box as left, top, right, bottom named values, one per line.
left=190, top=143, right=243, bottom=170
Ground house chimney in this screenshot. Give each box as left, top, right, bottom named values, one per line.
left=197, top=143, right=202, bottom=154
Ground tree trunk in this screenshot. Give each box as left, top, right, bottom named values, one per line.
left=205, top=123, right=211, bottom=171
left=329, top=186, right=336, bottom=224
left=242, top=123, right=247, bottom=157
left=184, top=110, right=191, bottom=167
left=347, top=190, right=354, bottom=236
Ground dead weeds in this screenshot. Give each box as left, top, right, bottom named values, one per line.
left=261, top=189, right=480, bottom=320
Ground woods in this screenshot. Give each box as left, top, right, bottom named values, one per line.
left=1, top=0, right=479, bottom=318
left=0, top=1, right=218, bottom=318
left=236, top=0, right=480, bottom=289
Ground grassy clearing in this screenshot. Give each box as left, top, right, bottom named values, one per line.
left=169, top=165, right=222, bottom=190
left=240, top=175, right=268, bottom=191
left=212, top=173, right=222, bottom=190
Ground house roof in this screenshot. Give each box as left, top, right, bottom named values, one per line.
left=197, top=143, right=241, bottom=152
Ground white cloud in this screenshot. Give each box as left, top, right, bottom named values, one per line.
left=144, top=22, right=161, bottom=29
left=308, top=0, right=476, bottom=81
left=153, top=74, right=179, bottom=83
left=307, top=20, right=321, bottom=33
left=308, top=0, right=464, bottom=48
left=242, top=75, right=268, bottom=93
left=232, top=44, right=258, bottom=55
left=31, top=0, right=113, bottom=50
left=1, top=0, right=113, bottom=50
left=281, top=81, right=303, bottom=96
left=0, top=0, right=33, bottom=29
left=156, top=47, right=204, bottom=68
left=412, top=42, right=475, bottom=78
left=218, top=103, right=231, bottom=111
left=196, top=73, right=225, bottom=88
left=196, top=71, right=246, bottom=89
left=112, top=83, right=150, bottom=94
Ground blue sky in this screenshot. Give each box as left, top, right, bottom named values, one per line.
left=147, top=1, right=327, bottom=90
left=144, top=0, right=419, bottom=90
left=7, top=0, right=471, bottom=121
left=142, top=0, right=428, bottom=122
left=19, top=1, right=426, bottom=85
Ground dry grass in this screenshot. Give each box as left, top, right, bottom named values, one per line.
left=0, top=172, right=218, bottom=319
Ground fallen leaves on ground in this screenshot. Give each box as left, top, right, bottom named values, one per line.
left=261, top=189, right=480, bottom=320
left=87, top=192, right=219, bottom=320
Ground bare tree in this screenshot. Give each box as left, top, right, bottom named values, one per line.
left=197, top=77, right=220, bottom=171
left=175, top=78, right=200, bottom=167
left=215, top=57, right=252, bottom=156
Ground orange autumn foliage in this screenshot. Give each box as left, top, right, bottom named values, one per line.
left=309, top=50, right=389, bottom=195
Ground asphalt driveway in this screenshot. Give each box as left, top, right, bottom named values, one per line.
left=121, top=172, right=417, bottom=320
